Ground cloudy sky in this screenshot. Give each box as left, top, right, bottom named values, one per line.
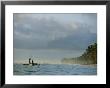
left=14, top=13, right=97, bottom=50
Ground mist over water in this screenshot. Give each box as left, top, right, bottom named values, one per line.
left=14, top=49, right=84, bottom=64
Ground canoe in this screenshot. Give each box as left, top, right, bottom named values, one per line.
left=32, top=63, right=40, bottom=66
left=23, top=63, right=40, bottom=66
left=23, top=64, right=29, bottom=65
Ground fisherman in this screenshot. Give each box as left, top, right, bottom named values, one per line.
left=32, top=60, right=34, bottom=66
left=29, top=58, right=31, bottom=64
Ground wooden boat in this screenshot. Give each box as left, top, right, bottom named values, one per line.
left=23, top=64, right=29, bottom=65
left=23, top=63, right=40, bottom=66
left=32, top=63, right=40, bottom=66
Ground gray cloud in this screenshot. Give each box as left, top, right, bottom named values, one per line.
left=14, top=13, right=97, bottom=50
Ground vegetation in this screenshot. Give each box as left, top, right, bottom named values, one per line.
left=62, top=43, right=97, bottom=65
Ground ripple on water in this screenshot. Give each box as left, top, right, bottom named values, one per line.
left=14, top=64, right=97, bottom=75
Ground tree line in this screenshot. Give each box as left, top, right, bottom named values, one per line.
left=62, top=43, right=97, bottom=65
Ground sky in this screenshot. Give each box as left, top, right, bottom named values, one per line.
left=14, top=13, right=97, bottom=49
left=13, top=13, right=97, bottom=64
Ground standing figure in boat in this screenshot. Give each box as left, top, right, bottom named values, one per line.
left=29, top=58, right=31, bottom=64
left=32, top=60, right=34, bottom=66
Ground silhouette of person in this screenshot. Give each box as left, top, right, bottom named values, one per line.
left=32, top=60, right=34, bottom=65
left=29, top=58, right=31, bottom=64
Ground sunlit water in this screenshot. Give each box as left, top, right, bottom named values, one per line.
left=14, top=64, right=97, bottom=75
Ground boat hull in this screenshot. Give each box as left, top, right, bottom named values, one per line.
left=23, top=63, right=40, bottom=66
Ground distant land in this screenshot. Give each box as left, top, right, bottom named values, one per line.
left=61, top=43, right=97, bottom=65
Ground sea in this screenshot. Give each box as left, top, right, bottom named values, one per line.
left=14, top=64, right=97, bottom=75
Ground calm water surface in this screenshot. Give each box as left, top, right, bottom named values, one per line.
left=14, top=64, right=97, bottom=75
